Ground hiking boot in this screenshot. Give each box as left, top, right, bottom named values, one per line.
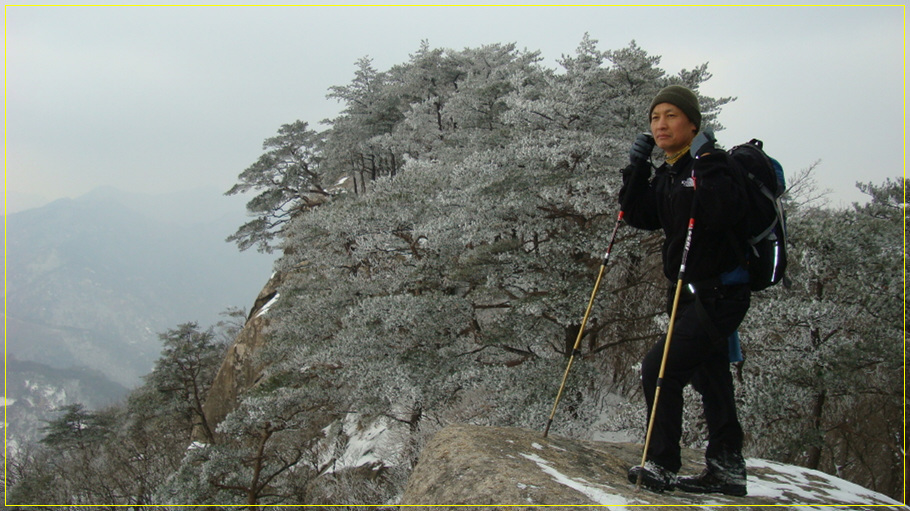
left=627, top=460, right=677, bottom=493
left=677, top=452, right=747, bottom=496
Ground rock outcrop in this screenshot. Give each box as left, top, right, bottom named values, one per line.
left=400, top=424, right=906, bottom=510
left=192, top=272, right=282, bottom=442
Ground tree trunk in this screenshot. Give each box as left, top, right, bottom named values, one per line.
left=806, top=389, right=827, bottom=469
left=192, top=380, right=215, bottom=444
left=247, top=426, right=273, bottom=511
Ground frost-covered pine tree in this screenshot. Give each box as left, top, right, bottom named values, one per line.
left=226, top=120, right=330, bottom=253
left=144, top=322, right=226, bottom=443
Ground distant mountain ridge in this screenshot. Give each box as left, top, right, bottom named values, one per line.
left=4, top=356, right=130, bottom=451
left=4, top=186, right=273, bottom=387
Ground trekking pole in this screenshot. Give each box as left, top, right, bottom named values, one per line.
left=543, top=210, right=625, bottom=438
left=635, top=168, right=699, bottom=490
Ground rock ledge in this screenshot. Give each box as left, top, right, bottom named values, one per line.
left=400, top=424, right=905, bottom=510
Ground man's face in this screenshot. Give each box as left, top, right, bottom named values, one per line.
left=649, top=103, right=698, bottom=156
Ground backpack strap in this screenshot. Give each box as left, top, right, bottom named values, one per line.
left=747, top=215, right=779, bottom=247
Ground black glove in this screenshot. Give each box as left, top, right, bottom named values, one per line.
left=690, top=127, right=716, bottom=158
left=629, top=132, right=655, bottom=168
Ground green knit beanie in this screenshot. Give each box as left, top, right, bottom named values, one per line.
left=649, top=85, right=701, bottom=131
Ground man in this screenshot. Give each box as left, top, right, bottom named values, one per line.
left=619, top=85, right=751, bottom=496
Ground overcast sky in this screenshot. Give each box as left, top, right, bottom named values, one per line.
left=3, top=5, right=905, bottom=214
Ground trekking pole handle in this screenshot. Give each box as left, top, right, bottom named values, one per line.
left=600, top=211, right=624, bottom=263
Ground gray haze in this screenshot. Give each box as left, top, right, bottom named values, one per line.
left=3, top=5, right=905, bottom=213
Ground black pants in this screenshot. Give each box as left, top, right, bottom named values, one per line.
left=640, top=283, right=750, bottom=473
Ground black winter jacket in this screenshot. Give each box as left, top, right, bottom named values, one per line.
left=619, top=150, right=748, bottom=284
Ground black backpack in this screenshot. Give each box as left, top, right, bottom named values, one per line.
left=728, top=139, right=790, bottom=291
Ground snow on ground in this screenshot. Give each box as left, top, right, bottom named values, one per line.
left=186, top=441, right=208, bottom=451
left=520, top=448, right=906, bottom=509
left=520, top=452, right=637, bottom=508
left=746, top=457, right=906, bottom=507
left=320, top=414, right=403, bottom=474
left=254, top=292, right=280, bottom=319
left=336, top=414, right=389, bottom=469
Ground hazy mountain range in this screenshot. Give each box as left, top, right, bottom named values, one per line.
left=4, top=186, right=273, bottom=445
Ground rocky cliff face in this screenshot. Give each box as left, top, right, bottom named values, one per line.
left=193, top=272, right=283, bottom=442
left=401, top=424, right=906, bottom=510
